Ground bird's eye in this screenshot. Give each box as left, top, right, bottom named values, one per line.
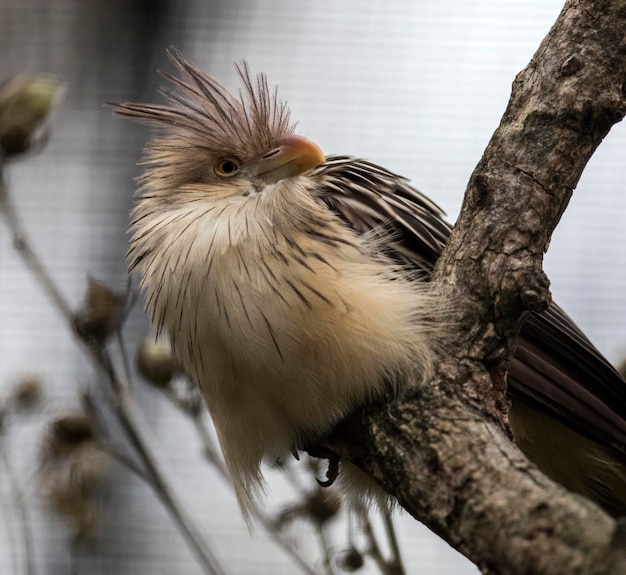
left=214, top=157, right=241, bottom=178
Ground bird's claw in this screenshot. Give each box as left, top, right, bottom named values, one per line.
left=316, top=453, right=339, bottom=487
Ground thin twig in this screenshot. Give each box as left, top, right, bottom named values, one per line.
left=188, top=411, right=319, bottom=575
left=0, top=440, right=36, bottom=575
left=0, top=440, right=21, bottom=575
left=359, top=508, right=391, bottom=574
left=82, top=390, right=151, bottom=484
left=382, top=510, right=405, bottom=575
left=96, top=440, right=152, bottom=483
left=94, top=346, right=229, bottom=575
left=316, top=525, right=337, bottom=575
left=115, top=322, right=136, bottom=391
left=0, top=167, right=74, bottom=325
left=190, top=413, right=230, bottom=479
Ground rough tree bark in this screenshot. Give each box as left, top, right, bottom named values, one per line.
left=321, top=1, right=626, bottom=573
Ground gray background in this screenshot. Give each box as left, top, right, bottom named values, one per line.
left=1, top=1, right=625, bottom=574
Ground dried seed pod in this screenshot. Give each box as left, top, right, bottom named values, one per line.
left=336, top=547, right=365, bottom=572
left=38, top=412, right=111, bottom=539
left=48, top=414, right=94, bottom=451
left=275, top=487, right=342, bottom=529
left=74, top=278, right=128, bottom=343
left=0, top=74, right=63, bottom=157
left=305, top=488, right=342, bottom=525
left=10, top=373, right=43, bottom=411
left=136, top=337, right=178, bottom=388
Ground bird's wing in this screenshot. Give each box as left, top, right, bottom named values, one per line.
left=314, top=155, right=626, bottom=456
left=315, top=156, right=449, bottom=274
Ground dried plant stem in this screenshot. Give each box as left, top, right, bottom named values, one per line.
left=382, top=510, right=405, bottom=575
left=115, top=331, right=134, bottom=389
left=359, top=508, right=397, bottom=575
left=189, top=413, right=319, bottom=575
left=0, top=442, right=36, bottom=575
left=190, top=401, right=400, bottom=575
left=316, top=525, right=337, bottom=575
left=104, top=373, right=227, bottom=575
left=95, top=438, right=152, bottom=484
left=0, top=167, right=73, bottom=324
left=190, top=413, right=230, bottom=479
left=0, top=162, right=227, bottom=575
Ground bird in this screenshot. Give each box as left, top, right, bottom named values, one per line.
left=113, top=49, right=626, bottom=519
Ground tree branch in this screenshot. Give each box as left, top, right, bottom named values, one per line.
left=323, top=1, right=626, bottom=573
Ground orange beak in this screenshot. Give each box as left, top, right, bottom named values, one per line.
left=253, top=134, right=325, bottom=183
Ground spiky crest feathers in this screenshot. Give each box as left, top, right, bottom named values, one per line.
left=111, top=48, right=296, bottom=192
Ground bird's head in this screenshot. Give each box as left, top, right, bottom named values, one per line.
left=111, top=49, right=325, bottom=202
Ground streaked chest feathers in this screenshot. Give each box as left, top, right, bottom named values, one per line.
left=130, top=178, right=439, bottom=514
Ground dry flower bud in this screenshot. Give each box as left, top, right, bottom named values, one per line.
left=136, top=337, right=177, bottom=388
left=39, top=412, right=111, bottom=540
left=275, top=487, right=343, bottom=530
left=305, top=488, right=342, bottom=524
left=74, top=278, right=128, bottom=343
left=11, top=373, right=43, bottom=411
left=0, top=74, right=63, bottom=157
left=49, top=413, right=95, bottom=452
left=336, top=547, right=365, bottom=572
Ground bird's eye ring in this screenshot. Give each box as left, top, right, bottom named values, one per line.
left=214, top=157, right=240, bottom=178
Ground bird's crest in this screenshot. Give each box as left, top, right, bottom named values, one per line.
left=111, top=48, right=295, bottom=161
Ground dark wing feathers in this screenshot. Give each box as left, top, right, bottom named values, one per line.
left=314, top=156, right=450, bottom=270
left=512, top=307, right=626, bottom=453
left=315, top=155, right=626, bottom=458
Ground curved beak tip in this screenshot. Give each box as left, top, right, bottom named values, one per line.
left=259, top=134, right=325, bottom=181
left=277, top=134, right=325, bottom=173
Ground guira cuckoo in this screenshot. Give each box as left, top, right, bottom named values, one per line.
left=113, top=50, right=626, bottom=519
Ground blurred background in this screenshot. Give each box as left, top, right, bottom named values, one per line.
left=1, top=1, right=625, bottom=574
